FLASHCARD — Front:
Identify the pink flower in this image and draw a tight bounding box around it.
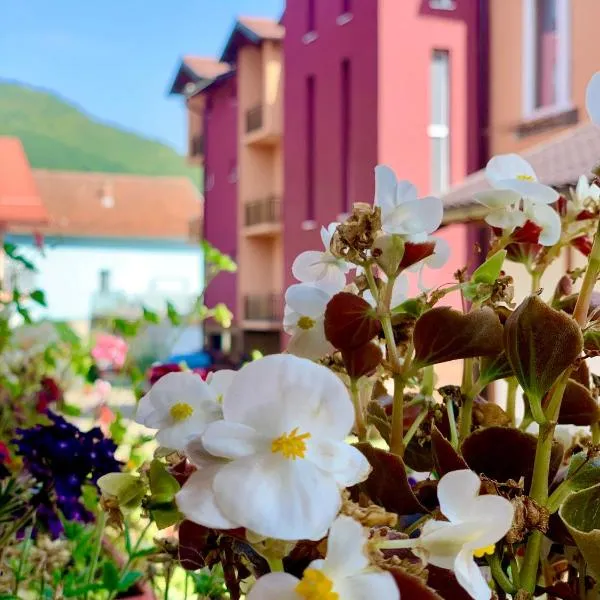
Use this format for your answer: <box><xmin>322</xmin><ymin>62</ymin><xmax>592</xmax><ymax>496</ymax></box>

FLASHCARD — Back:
<box><xmin>91</xmin><ymin>334</ymin><xmax>128</xmax><ymax>370</ymax></box>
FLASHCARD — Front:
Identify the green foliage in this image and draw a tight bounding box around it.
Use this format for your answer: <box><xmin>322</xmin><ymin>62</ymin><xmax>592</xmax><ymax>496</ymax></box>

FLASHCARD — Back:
<box><xmin>203</xmin><ymin>240</ymin><xmax>237</xmax><ymax>273</ymax></box>
<box><xmin>0</xmin><ymin>82</ymin><xmax>200</xmax><ymax>182</ymax></box>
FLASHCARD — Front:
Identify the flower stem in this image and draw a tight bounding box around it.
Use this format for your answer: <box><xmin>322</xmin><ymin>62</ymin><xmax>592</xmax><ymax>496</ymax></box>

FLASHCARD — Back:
<box><xmin>349</xmin><ymin>378</ymin><xmax>367</xmax><ymax>442</ymax></box>
<box><xmin>267</xmin><ymin>558</ymin><xmax>284</xmax><ymax>572</ymax></box>
<box><xmin>506</xmin><ymin>377</ymin><xmax>518</xmax><ymax>427</ymax></box>
<box><xmin>403</xmin><ymin>408</ymin><xmax>428</xmax><ymax>448</ymax></box>
<box><xmin>446</xmin><ymin>397</ymin><xmax>459</xmax><ymax>449</ymax></box>
<box><xmin>390</xmin><ymin>372</ymin><xmax>405</xmax><ymax>456</ymax></box>
<box><xmin>488</xmin><ymin>552</ymin><xmax>516</xmax><ymax>595</ymax></box>
<box><xmin>84</xmin><ymin>511</ymin><xmax>107</xmax><ymax>600</ymax></box>
<box><xmin>458</xmin><ymin>358</ymin><xmax>476</xmax><ymax>442</ymax></box>
<box><xmin>573</xmin><ymin>219</ymin><xmax>600</xmax><ymax>326</ymax></box>
<box><xmin>530</xmin><ymin>270</ymin><xmax>542</xmax><ymax>293</ymax></box>
<box><xmin>593</xmin><ymin>422</ymin><xmax>600</xmax><ymax>445</ymax></box>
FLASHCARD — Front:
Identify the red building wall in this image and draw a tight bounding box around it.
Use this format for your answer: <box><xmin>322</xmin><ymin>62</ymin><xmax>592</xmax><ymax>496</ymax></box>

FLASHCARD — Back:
<box><xmin>202</xmin><ymin>75</ymin><xmax>239</xmax><ymax>318</ymax></box>
<box><xmin>283</xmin><ymin>0</ymin><xmax>379</xmax><ymax>289</ymax></box>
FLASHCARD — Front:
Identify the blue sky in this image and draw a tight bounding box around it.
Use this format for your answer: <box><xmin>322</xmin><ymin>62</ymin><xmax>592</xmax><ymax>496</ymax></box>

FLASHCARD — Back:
<box><xmin>0</xmin><ymin>0</ymin><xmax>284</xmax><ymax>153</ymax></box>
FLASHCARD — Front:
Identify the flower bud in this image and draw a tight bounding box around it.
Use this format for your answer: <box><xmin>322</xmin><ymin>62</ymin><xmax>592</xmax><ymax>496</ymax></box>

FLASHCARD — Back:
<box><xmin>372</xmin><ymin>233</ymin><xmax>405</xmax><ymax>278</ymax></box>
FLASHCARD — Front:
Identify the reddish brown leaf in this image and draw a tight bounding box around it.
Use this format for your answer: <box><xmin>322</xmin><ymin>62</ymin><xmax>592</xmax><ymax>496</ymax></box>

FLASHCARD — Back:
<box><xmin>428</xmin><ymin>565</ymin><xmax>475</xmax><ymax>600</ymax></box>
<box><xmin>398</xmin><ymin>241</ymin><xmax>436</xmax><ymax>271</ymax></box>
<box><xmin>413</xmin><ymin>306</ymin><xmax>503</xmax><ymax>367</ymax></box>
<box><xmin>388</xmin><ymin>567</ymin><xmax>443</xmax><ymax>599</ymax></box>
<box><xmin>571</xmin><ymin>360</ymin><xmax>590</xmax><ymax>388</ymax></box>
<box><xmin>324</xmin><ymin>292</ymin><xmax>382</xmax><ymax>351</ymax></box>
<box><xmin>504</xmin><ymin>295</ymin><xmax>583</xmax><ymax>402</ymax></box>
<box><xmin>461</xmin><ymin>426</ymin><xmax>563</xmax><ymax>490</ymax></box>
<box><xmin>431</xmin><ymin>425</ymin><xmax>468</xmax><ymax>476</ymax></box>
<box><xmin>559</xmin><ymin>379</ymin><xmax>600</xmax><ymax>426</ymax></box>
<box><xmin>353</xmin><ymin>442</ymin><xmax>427</xmax><ymax>515</ymax></box>
<box><xmin>342</xmin><ymin>342</ymin><xmax>383</xmax><ymax>378</ymax></box>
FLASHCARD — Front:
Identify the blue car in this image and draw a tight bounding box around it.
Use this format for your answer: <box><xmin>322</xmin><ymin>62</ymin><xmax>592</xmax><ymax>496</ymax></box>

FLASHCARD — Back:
<box><xmin>165</xmin><ymin>350</ymin><xmax>212</xmax><ymax>370</ymax></box>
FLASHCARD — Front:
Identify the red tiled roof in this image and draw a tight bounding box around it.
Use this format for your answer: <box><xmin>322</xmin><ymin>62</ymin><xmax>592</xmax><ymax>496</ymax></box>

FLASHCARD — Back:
<box><xmin>8</xmin><ymin>170</ymin><xmax>202</xmax><ymax>241</ymax></box>
<box><xmin>0</xmin><ymin>137</ymin><xmax>47</xmax><ymax>225</ymax></box>
<box><xmin>443</xmin><ymin>122</ymin><xmax>600</xmax><ymax>222</ymax></box>
<box><xmin>238</xmin><ymin>16</ymin><xmax>284</xmax><ymax>40</ymax></box>
<box><xmin>182</xmin><ymin>56</ymin><xmax>231</xmax><ymax>80</ymax></box>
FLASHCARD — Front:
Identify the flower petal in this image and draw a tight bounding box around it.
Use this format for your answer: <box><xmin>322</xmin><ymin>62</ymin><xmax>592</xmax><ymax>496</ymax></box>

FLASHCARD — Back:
<box><xmin>496</xmin><ymin>179</ymin><xmax>559</xmax><ymax>204</ymax></box>
<box><xmin>374</xmin><ymin>165</ymin><xmax>399</xmax><ymax>212</ymax></box>
<box><xmin>321</xmin><ymin>222</ymin><xmax>340</xmax><ymax>250</ymax></box>
<box><xmin>222</xmin><ymin>354</ymin><xmax>354</xmax><ymax>440</ymax></box>
<box><xmin>461</xmin><ymin>496</ymin><xmax>515</xmax><ymax>549</ymax></box>
<box><xmin>390</xmin><ymin>275</ymin><xmax>409</xmax><ymax>308</ymax></box>
<box><xmin>285</xmin><ymin>283</ymin><xmax>332</xmax><ymax>317</ymax></box>
<box><xmin>437</xmin><ymin>469</ymin><xmax>483</xmax><ymax>522</ymax></box>
<box><xmin>454</xmin><ymin>548</ymin><xmax>492</xmax><ymax>600</ymax></box>
<box><xmin>382</xmin><ymin>196</ymin><xmax>443</xmax><ymax>236</ymax></box>
<box><xmin>586</xmin><ymin>71</ymin><xmax>600</xmax><ymax>124</ymax></box>
<box><xmin>486</xmin><ymin>154</ymin><xmax>536</xmax><ymax>185</ymax></box>
<box><xmin>202</xmin><ymin>420</ymin><xmax>269</xmax><ymax>459</ymax></box>
<box><xmin>207</xmin><ymin>370</ymin><xmax>236</xmax><ymax>402</ymax></box>
<box><xmin>213</xmin><ymin>453</ymin><xmax>342</xmax><ymax>540</ymax></box>
<box><xmin>426</xmin><ymin>237</ymin><xmax>451</xmax><ymax>270</ymax></box>
<box><xmin>484</xmin><ymin>208</ymin><xmax>527</xmax><ymax>230</ymax></box>
<box><xmin>306</xmin><ymin>439</ymin><xmax>371</xmax><ymax>486</ymax></box>
<box><xmin>292</xmin><ymin>251</ymin><xmax>330</xmax><ymax>284</ymax></box>
<box><xmin>247</xmin><ymin>573</ymin><xmax>301</xmax><ymax>600</ymax></box>
<box><xmin>320</xmin><ymin>515</ymin><xmax>369</xmax><ymax>577</ymax></box>
<box><xmin>526</xmin><ymin>202</ymin><xmax>562</xmax><ymax>246</ymax></box>
<box><xmin>336</xmin><ymin>572</ymin><xmax>400</xmax><ymax>600</ymax></box>
<box><xmin>473</xmin><ymin>189</ymin><xmax>521</xmax><ymax>208</ymax></box>
<box><xmin>287</xmin><ymin>322</ymin><xmax>334</xmax><ymax>360</ymax></box>
<box><xmin>176</xmin><ymin>466</ymin><xmax>239</xmax><ymax>530</ymax></box>
<box><xmin>396</xmin><ymin>179</ymin><xmax>418</xmax><ymax>205</ymax></box>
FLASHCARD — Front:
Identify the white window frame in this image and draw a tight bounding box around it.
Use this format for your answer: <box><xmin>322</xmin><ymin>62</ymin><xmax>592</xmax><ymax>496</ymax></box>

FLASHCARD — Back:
<box><xmin>429</xmin><ymin>50</ymin><xmax>451</xmax><ymax>196</ymax></box>
<box><xmin>522</xmin><ymin>0</ymin><xmax>571</xmax><ymax>119</ymax></box>
<box><xmin>429</xmin><ymin>0</ymin><xmax>456</xmax><ymax>9</ymax></box>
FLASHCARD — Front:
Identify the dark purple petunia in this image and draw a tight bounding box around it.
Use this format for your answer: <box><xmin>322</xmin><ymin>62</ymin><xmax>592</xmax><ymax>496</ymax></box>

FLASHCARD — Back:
<box><xmin>13</xmin><ymin>411</ymin><xmax>122</xmax><ymax>537</ymax></box>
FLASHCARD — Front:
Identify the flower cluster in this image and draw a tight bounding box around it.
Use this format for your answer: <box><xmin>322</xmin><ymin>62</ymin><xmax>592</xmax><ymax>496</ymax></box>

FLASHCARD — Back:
<box><xmin>91</xmin><ymin>333</ymin><xmax>128</xmax><ymax>371</ymax></box>
<box><xmin>14</xmin><ymin>411</ymin><xmax>122</xmax><ymax>537</ymax></box>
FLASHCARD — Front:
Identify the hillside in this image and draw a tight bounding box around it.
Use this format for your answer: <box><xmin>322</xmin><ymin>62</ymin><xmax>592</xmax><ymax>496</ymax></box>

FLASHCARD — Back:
<box><xmin>0</xmin><ymin>82</ymin><xmax>200</xmax><ymax>183</ymax></box>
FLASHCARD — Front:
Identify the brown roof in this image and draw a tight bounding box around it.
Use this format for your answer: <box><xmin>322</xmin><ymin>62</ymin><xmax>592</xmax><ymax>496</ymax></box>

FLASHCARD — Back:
<box><xmin>8</xmin><ymin>170</ymin><xmax>202</xmax><ymax>241</ymax></box>
<box><xmin>182</xmin><ymin>56</ymin><xmax>231</xmax><ymax>80</ymax></box>
<box><xmin>443</xmin><ymin>122</ymin><xmax>600</xmax><ymax>222</ymax></box>
<box><xmin>0</xmin><ymin>137</ymin><xmax>48</xmax><ymax>225</ymax></box>
<box><xmin>238</xmin><ymin>16</ymin><xmax>284</xmax><ymax>40</ymax></box>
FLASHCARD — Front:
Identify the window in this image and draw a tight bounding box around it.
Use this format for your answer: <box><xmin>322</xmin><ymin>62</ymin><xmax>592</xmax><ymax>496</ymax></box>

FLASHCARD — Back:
<box><xmin>523</xmin><ymin>0</ymin><xmax>570</xmax><ymax>116</ymax></box>
<box><xmin>306</xmin><ymin>75</ymin><xmax>316</xmax><ymax>221</ymax></box>
<box><xmin>429</xmin><ymin>50</ymin><xmax>450</xmax><ymax>195</ymax></box>
<box><xmin>342</xmin><ymin>0</ymin><xmax>352</xmax><ymax>13</ymax></box>
<box><xmin>99</xmin><ymin>269</ymin><xmax>110</xmax><ymax>293</ymax></box>
<box><xmin>337</xmin><ymin>0</ymin><xmax>353</xmax><ymax>25</ymax></box>
<box><xmin>341</xmin><ymin>59</ymin><xmax>351</xmax><ymax>213</ymax></box>
<box><xmin>307</xmin><ymin>0</ymin><xmax>316</xmax><ymax>32</ymax></box>
<box><xmin>228</xmin><ymin>159</ymin><xmax>238</xmax><ymax>183</ymax></box>
<box><xmin>205</xmin><ymin>172</ymin><xmax>215</xmax><ymax>192</ymax></box>
<box><xmin>429</xmin><ymin>0</ymin><xmax>456</xmax><ymax>9</ymax></box>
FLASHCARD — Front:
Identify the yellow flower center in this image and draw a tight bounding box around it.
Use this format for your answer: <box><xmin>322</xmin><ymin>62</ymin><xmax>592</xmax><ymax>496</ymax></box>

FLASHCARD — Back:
<box><xmin>295</xmin><ymin>568</ymin><xmax>338</xmax><ymax>600</ymax></box>
<box><xmin>473</xmin><ymin>544</ymin><xmax>495</xmax><ymax>558</ymax></box>
<box><xmin>516</xmin><ymin>174</ymin><xmax>534</xmax><ymax>181</ymax></box>
<box><xmin>297</xmin><ymin>315</ymin><xmax>316</xmax><ymax>330</ymax></box>
<box><xmin>271</xmin><ymin>427</ymin><xmax>311</xmax><ymax>460</ymax></box>
<box><xmin>169</xmin><ymin>402</ymin><xmax>194</xmax><ymax>422</ymax></box>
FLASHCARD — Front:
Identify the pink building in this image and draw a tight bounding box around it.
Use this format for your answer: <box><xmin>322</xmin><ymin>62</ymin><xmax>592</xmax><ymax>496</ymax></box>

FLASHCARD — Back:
<box><xmin>283</xmin><ymin>0</ymin><xmax>489</xmax><ymax>300</ymax></box>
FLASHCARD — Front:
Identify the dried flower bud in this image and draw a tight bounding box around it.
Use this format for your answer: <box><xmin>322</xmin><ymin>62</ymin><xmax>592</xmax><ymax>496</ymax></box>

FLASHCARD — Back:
<box><xmin>330</xmin><ymin>203</ymin><xmax>382</xmax><ymax>262</ymax></box>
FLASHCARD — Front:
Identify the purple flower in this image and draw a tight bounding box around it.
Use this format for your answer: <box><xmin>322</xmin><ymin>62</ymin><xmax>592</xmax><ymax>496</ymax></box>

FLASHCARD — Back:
<box><xmin>14</xmin><ymin>411</ymin><xmax>122</xmax><ymax>537</ymax></box>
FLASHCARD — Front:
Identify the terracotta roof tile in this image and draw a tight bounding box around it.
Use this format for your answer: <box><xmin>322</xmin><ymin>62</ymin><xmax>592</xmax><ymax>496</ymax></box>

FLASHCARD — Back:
<box><xmin>238</xmin><ymin>16</ymin><xmax>284</xmax><ymax>40</ymax></box>
<box><xmin>443</xmin><ymin>122</ymin><xmax>600</xmax><ymax>222</ymax></box>
<box><xmin>182</xmin><ymin>56</ymin><xmax>231</xmax><ymax>80</ymax></box>
<box><xmin>8</xmin><ymin>170</ymin><xmax>202</xmax><ymax>241</ymax></box>
<box><xmin>0</xmin><ymin>137</ymin><xmax>47</xmax><ymax>225</ymax></box>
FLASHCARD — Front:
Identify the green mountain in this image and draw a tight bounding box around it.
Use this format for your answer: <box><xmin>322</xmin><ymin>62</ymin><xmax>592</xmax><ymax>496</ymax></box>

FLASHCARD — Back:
<box><xmin>0</xmin><ymin>81</ymin><xmax>200</xmax><ymax>183</ymax></box>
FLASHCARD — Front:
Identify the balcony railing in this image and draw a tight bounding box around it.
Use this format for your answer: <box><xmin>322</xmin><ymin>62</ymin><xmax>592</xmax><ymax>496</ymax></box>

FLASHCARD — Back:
<box><xmin>190</xmin><ymin>134</ymin><xmax>204</xmax><ymax>157</ymax></box>
<box><xmin>244</xmin><ymin>197</ymin><xmax>281</xmax><ymax>227</ymax></box>
<box><xmin>244</xmin><ymin>294</ymin><xmax>281</xmax><ymax>322</ymax></box>
<box><xmin>246</xmin><ymin>105</ymin><xmax>263</xmax><ymax>133</ymax></box>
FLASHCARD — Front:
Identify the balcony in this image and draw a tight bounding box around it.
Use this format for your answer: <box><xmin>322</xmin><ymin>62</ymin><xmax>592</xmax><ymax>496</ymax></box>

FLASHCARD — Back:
<box><xmin>243</xmin><ymin>197</ymin><xmax>281</xmax><ymax>236</ymax></box>
<box><xmin>243</xmin><ymin>293</ymin><xmax>282</xmax><ymax>328</ymax></box>
<box><xmin>188</xmin><ymin>134</ymin><xmax>204</xmax><ymax>163</ymax></box>
<box><xmin>244</xmin><ymin>103</ymin><xmax>280</xmax><ymax>146</ymax></box>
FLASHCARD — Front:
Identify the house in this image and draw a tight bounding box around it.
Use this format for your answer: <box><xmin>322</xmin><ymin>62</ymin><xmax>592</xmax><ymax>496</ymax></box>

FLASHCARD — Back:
<box><xmin>170</xmin><ymin>16</ymin><xmax>284</xmax><ymax>355</ymax></box>
<box><xmin>4</xmin><ymin>169</ymin><xmax>203</xmax><ymax>355</ymax></box>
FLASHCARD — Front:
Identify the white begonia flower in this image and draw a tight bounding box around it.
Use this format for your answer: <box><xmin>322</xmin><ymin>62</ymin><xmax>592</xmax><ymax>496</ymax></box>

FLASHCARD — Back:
<box><xmin>135</xmin><ymin>372</ymin><xmax>225</xmax><ymax>451</ymax></box>
<box><xmin>292</xmin><ymin>223</ymin><xmax>351</xmax><ymax>288</ymax></box>
<box><xmin>364</xmin><ymin>274</ymin><xmax>409</xmax><ymax>310</ymax></box>
<box><xmin>570</xmin><ymin>175</ymin><xmax>600</xmax><ymax>217</ymax></box>
<box><xmin>374</xmin><ymin>165</ymin><xmax>443</xmax><ymax>239</ymax></box>
<box><xmin>484</xmin><ymin>154</ymin><xmax>559</xmax><ymax>205</ymax></box>
<box><xmin>247</xmin><ymin>515</ymin><xmax>399</xmax><ymax>600</ymax></box>
<box><xmin>386</xmin><ymin>469</ymin><xmax>514</xmax><ymax>600</ymax></box>
<box><xmin>283</xmin><ymin>281</ymin><xmax>342</xmax><ymax>360</ymax></box>
<box><xmin>176</xmin><ymin>354</ymin><xmax>371</xmax><ymax>541</ymax></box>
<box><xmin>586</xmin><ymin>71</ymin><xmax>600</xmax><ymax>124</ymax></box>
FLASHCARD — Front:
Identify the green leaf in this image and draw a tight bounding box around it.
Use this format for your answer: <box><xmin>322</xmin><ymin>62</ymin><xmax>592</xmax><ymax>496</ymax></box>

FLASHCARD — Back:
<box><xmin>3</xmin><ymin>242</ymin><xmax>17</xmax><ymax>256</ymax></box>
<box><xmin>560</xmin><ymin>482</ymin><xmax>600</xmax><ymax>579</ymax></box>
<box><xmin>118</xmin><ymin>571</ymin><xmax>143</xmax><ymax>591</ymax></box>
<box><xmin>392</xmin><ymin>298</ymin><xmax>426</xmax><ymax>318</ymax></box>
<box><xmin>97</xmin><ymin>473</ymin><xmax>146</xmax><ymax>509</ymax></box>
<box><xmin>148</xmin><ymin>459</ymin><xmax>180</xmax><ymax>503</ymax></box>
<box><xmin>114</xmin><ymin>318</ymin><xmax>140</xmax><ymax>337</ymax></box>
<box><xmin>166</xmin><ymin>301</ymin><xmax>181</xmax><ymax>326</ymax></box>
<box><xmin>131</xmin><ymin>546</ymin><xmax>157</xmax><ymax>559</ymax></box>
<box><xmin>16</xmin><ymin>305</ymin><xmax>32</xmax><ymax>324</ymax></box>
<box><xmin>142</xmin><ymin>306</ymin><xmax>160</xmax><ymax>324</ymax></box>
<box><xmin>61</xmin><ymin>403</ymin><xmax>82</xmax><ymax>417</ymax></box>
<box><xmin>102</xmin><ymin>561</ymin><xmax>121</xmax><ymax>591</ymax></box>
<box><xmin>30</xmin><ymin>289</ymin><xmax>47</xmax><ymax>306</ymax></box>
<box><xmin>471</xmin><ymin>250</ymin><xmax>507</xmax><ymax>284</ymax></box>
<box><xmin>150</xmin><ymin>502</ymin><xmax>183</xmax><ymax>530</ymax></box>
<box><xmin>63</xmin><ymin>583</ymin><xmax>104</xmax><ymax>597</ymax></box>
<box><xmin>566</xmin><ymin>453</ymin><xmax>600</xmax><ymax>492</ymax></box>
<box><xmin>53</xmin><ymin>322</ymin><xmax>81</xmax><ymax>345</ymax></box>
